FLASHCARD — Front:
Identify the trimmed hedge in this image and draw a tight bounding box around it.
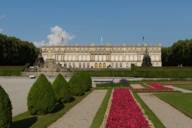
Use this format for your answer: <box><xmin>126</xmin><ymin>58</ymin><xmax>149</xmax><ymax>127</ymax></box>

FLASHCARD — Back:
<box><xmin>69</xmin><ymin>72</ymin><xmax>92</xmax><ymax>96</ymax></box>
<box><xmin>0</xmin><ymin>86</ymin><xmax>12</xmax><ymax>128</ymax></box>
<box><xmin>27</xmin><ymin>74</ymin><xmax>56</xmax><ymax>115</ymax></box>
<box><xmin>83</xmin><ymin>67</ymin><xmax>192</xmax><ymax>78</ymax></box>
<box><xmin>53</xmin><ymin>74</ymin><xmax>72</xmax><ymax>103</ymax></box>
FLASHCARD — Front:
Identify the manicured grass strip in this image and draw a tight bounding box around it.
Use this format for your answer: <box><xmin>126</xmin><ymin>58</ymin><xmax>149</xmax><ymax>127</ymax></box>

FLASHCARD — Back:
<box><xmin>12</xmin><ymin>91</ymin><xmax>90</xmax><ymax>128</ymax></box>
<box><xmin>133</xmin><ymin>93</ymin><xmax>165</xmax><ymax>128</ymax></box>
<box><xmin>155</xmin><ymin>92</ymin><xmax>192</xmax><ymax>118</ymax></box>
<box><xmin>0</xmin><ymin>66</ymin><xmax>24</xmax><ymax>76</ymax></box>
<box><xmin>90</xmin><ymin>89</ymin><xmax>112</xmax><ymax>128</ymax></box>
<box><xmin>173</xmin><ymin>84</ymin><xmax>192</xmax><ymax>90</ymax></box>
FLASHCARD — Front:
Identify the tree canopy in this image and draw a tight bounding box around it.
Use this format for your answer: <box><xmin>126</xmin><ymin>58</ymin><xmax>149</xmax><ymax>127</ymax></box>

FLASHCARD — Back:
<box><xmin>162</xmin><ymin>39</ymin><xmax>192</xmax><ymax>66</ymax></box>
<box><xmin>0</xmin><ymin>34</ymin><xmax>39</xmax><ymax>65</ymax></box>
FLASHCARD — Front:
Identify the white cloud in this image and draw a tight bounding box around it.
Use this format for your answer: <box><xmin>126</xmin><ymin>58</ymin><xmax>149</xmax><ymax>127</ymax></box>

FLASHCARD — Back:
<box><xmin>47</xmin><ymin>25</ymin><xmax>73</xmax><ymax>45</ymax></box>
<box><xmin>34</xmin><ymin>25</ymin><xmax>74</xmax><ymax>46</ymax></box>
<box><xmin>33</xmin><ymin>40</ymin><xmax>46</xmax><ymax>47</ymax></box>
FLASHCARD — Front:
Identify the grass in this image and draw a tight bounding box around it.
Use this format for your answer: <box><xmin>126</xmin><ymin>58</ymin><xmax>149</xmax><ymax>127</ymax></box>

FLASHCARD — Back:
<box><xmin>12</xmin><ymin>91</ymin><xmax>90</xmax><ymax>128</ymax></box>
<box><xmin>133</xmin><ymin>93</ymin><xmax>165</xmax><ymax>128</ymax></box>
<box><xmin>156</xmin><ymin>92</ymin><xmax>192</xmax><ymax>118</ymax></box>
<box><xmin>173</xmin><ymin>84</ymin><xmax>192</xmax><ymax>90</ymax></box>
<box><xmin>90</xmin><ymin>89</ymin><xmax>112</xmax><ymax>128</ymax></box>
<box><xmin>0</xmin><ymin>66</ymin><xmax>24</xmax><ymax>76</ymax></box>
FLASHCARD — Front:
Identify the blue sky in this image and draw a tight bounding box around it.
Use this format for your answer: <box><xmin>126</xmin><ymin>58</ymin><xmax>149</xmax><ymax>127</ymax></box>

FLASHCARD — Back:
<box><xmin>0</xmin><ymin>0</ymin><xmax>192</xmax><ymax>46</ymax></box>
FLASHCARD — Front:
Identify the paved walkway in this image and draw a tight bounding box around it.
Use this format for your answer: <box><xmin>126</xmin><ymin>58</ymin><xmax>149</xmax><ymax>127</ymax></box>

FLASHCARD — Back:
<box><xmin>49</xmin><ymin>90</ymin><xmax>107</xmax><ymax>128</ymax></box>
<box><xmin>139</xmin><ymin>93</ymin><xmax>192</xmax><ymax>128</ymax></box>
<box><xmin>0</xmin><ymin>77</ymin><xmax>55</xmax><ymax>116</ymax></box>
<box><xmin>130</xmin><ymin>84</ymin><xmax>144</xmax><ymax>89</ymax></box>
<box><xmin>166</xmin><ymin>85</ymin><xmax>192</xmax><ymax>93</ymax></box>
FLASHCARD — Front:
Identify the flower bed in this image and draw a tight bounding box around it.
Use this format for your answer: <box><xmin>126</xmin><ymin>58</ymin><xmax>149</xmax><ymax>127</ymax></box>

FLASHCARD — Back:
<box><xmin>131</xmin><ymin>83</ymin><xmax>173</xmax><ymax>93</ymax></box>
<box><xmin>106</xmin><ymin>88</ymin><xmax>150</xmax><ymax>128</ymax></box>
<box><xmin>148</xmin><ymin>83</ymin><xmax>172</xmax><ymax>90</ymax></box>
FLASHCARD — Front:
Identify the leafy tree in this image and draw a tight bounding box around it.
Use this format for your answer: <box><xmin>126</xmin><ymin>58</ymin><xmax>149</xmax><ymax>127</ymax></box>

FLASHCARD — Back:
<box><xmin>52</xmin><ymin>74</ymin><xmax>72</xmax><ymax>103</ymax></box>
<box><xmin>162</xmin><ymin>39</ymin><xmax>192</xmax><ymax>66</ymax></box>
<box><xmin>142</xmin><ymin>49</ymin><xmax>152</xmax><ymax>67</ymax></box>
<box><xmin>0</xmin><ymin>86</ymin><xmax>12</xmax><ymax>128</ymax></box>
<box><xmin>0</xmin><ymin>33</ymin><xmax>39</xmax><ymax>66</ymax></box>
<box><xmin>27</xmin><ymin>74</ymin><xmax>56</xmax><ymax>115</ymax></box>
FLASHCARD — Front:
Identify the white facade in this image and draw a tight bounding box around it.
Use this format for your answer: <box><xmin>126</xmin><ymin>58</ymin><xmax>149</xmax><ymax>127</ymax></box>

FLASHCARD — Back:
<box><xmin>41</xmin><ymin>44</ymin><xmax>162</xmax><ymax>69</ymax></box>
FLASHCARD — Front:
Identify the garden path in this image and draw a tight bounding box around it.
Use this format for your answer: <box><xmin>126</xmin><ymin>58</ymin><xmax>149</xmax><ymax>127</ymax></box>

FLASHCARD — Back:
<box><xmin>49</xmin><ymin>90</ymin><xmax>107</xmax><ymax>128</ymax></box>
<box><xmin>139</xmin><ymin>93</ymin><xmax>192</xmax><ymax>128</ymax></box>
<box><xmin>165</xmin><ymin>85</ymin><xmax>192</xmax><ymax>93</ymax></box>
<box><xmin>130</xmin><ymin>84</ymin><xmax>144</xmax><ymax>89</ymax></box>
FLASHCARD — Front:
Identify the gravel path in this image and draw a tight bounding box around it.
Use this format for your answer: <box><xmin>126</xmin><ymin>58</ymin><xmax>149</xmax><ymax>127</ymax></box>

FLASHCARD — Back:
<box><xmin>49</xmin><ymin>90</ymin><xmax>107</xmax><ymax>128</ymax></box>
<box><xmin>0</xmin><ymin>76</ymin><xmax>55</xmax><ymax>116</ymax></box>
<box><xmin>0</xmin><ymin>77</ymin><xmax>35</xmax><ymax>116</ymax></box>
<box><xmin>165</xmin><ymin>85</ymin><xmax>192</xmax><ymax>93</ymax></box>
<box><xmin>139</xmin><ymin>93</ymin><xmax>192</xmax><ymax>128</ymax></box>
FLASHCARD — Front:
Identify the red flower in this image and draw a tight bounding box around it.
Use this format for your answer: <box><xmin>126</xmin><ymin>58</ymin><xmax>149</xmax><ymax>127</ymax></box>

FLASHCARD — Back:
<box><xmin>106</xmin><ymin>88</ymin><xmax>150</xmax><ymax>128</ymax></box>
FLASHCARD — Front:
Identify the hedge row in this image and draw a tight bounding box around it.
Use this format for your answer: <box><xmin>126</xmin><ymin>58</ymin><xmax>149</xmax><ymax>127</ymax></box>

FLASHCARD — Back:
<box><xmin>83</xmin><ymin>67</ymin><xmax>192</xmax><ymax>78</ymax></box>
<box><xmin>27</xmin><ymin>72</ymin><xmax>92</xmax><ymax>115</ymax></box>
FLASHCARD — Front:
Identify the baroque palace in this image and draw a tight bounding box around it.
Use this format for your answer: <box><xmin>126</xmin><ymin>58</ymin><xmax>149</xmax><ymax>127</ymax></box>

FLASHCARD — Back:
<box><xmin>41</xmin><ymin>44</ymin><xmax>162</xmax><ymax>69</ymax></box>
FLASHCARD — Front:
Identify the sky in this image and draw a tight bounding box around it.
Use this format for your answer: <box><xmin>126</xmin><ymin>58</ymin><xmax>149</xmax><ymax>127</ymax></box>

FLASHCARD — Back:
<box><xmin>0</xmin><ymin>0</ymin><xmax>192</xmax><ymax>46</ymax></box>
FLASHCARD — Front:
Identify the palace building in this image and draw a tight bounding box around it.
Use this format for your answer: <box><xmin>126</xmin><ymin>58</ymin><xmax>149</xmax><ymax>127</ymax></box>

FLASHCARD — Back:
<box><xmin>41</xmin><ymin>44</ymin><xmax>162</xmax><ymax>69</ymax></box>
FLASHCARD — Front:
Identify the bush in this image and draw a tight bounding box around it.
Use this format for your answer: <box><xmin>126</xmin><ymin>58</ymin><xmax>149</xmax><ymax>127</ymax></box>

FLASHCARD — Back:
<box><xmin>69</xmin><ymin>72</ymin><xmax>92</xmax><ymax>96</ymax></box>
<box><xmin>27</xmin><ymin>74</ymin><xmax>56</xmax><ymax>115</ymax></box>
<box><xmin>0</xmin><ymin>86</ymin><xmax>12</xmax><ymax>128</ymax></box>
<box><xmin>53</xmin><ymin>74</ymin><xmax>73</xmax><ymax>103</ymax></box>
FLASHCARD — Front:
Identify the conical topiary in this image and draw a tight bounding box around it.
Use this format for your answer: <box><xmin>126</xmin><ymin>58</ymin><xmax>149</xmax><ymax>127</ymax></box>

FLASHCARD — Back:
<box><xmin>52</xmin><ymin>74</ymin><xmax>72</xmax><ymax>103</ymax></box>
<box><xmin>0</xmin><ymin>86</ymin><xmax>12</xmax><ymax>128</ymax></box>
<box><xmin>69</xmin><ymin>72</ymin><xmax>92</xmax><ymax>96</ymax></box>
<box><xmin>27</xmin><ymin>74</ymin><xmax>56</xmax><ymax>115</ymax></box>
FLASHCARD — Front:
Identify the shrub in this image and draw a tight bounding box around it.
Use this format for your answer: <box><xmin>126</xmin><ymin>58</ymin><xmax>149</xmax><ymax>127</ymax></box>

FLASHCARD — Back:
<box><xmin>27</xmin><ymin>74</ymin><xmax>56</xmax><ymax>115</ymax></box>
<box><xmin>0</xmin><ymin>86</ymin><xmax>12</xmax><ymax>128</ymax></box>
<box><xmin>52</xmin><ymin>74</ymin><xmax>72</xmax><ymax>103</ymax></box>
<box><xmin>69</xmin><ymin>72</ymin><xmax>92</xmax><ymax>96</ymax></box>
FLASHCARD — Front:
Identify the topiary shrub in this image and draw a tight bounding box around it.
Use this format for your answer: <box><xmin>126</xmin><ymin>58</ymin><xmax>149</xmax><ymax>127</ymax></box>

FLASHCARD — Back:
<box><xmin>27</xmin><ymin>74</ymin><xmax>56</xmax><ymax>115</ymax></box>
<box><xmin>52</xmin><ymin>74</ymin><xmax>73</xmax><ymax>103</ymax></box>
<box><xmin>83</xmin><ymin>72</ymin><xmax>92</xmax><ymax>92</ymax></box>
<box><xmin>0</xmin><ymin>86</ymin><xmax>12</xmax><ymax>128</ymax></box>
<box><xmin>69</xmin><ymin>72</ymin><xmax>92</xmax><ymax>96</ymax></box>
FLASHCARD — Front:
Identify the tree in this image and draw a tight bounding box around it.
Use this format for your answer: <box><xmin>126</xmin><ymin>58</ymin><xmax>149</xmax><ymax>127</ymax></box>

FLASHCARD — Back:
<box><xmin>162</xmin><ymin>39</ymin><xmax>192</xmax><ymax>66</ymax></box>
<box><xmin>142</xmin><ymin>49</ymin><xmax>152</xmax><ymax>67</ymax></box>
<box><xmin>69</xmin><ymin>72</ymin><xmax>92</xmax><ymax>96</ymax></box>
<box><xmin>0</xmin><ymin>33</ymin><xmax>39</xmax><ymax>66</ymax></box>
<box><xmin>0</xmin><ymin>86</ymin><xmax>12</xmax><ymax>128</ymax></box>
<box><xmin>27</xmin><ymin>74</ymin><xmax>56</xmax><ymax>115</ymax></box>
<box><xmin>52</xmin><ymin>74</ymin><xmax>72</xmax><ymax>103</ymax></box>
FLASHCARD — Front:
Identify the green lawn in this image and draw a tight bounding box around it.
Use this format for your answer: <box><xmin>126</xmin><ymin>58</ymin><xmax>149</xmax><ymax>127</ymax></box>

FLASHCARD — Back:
<box><xmin>133</xmin><ymin>93</ymin><xmax>165</xmax><ymax>128</ymax></box>
<box><xmin>90</xmin><ymin>89</ymin><xmax>112</xmax><ymax>128</ymax></box>
<box><xmin>156</xmin><ymin>92</ymin><xmax>192</xmax><ymax>118</ymax></box>
<box><xmin>173</xmin><ymin>84</ymin><xmax>192</xmax><ymax>90</ymax></box>
<box><xmin>0</xmin><ymin>66</ymin><xmax>24</xmax><ymax>76</ymax></box>
<box><xmin>12</xmin><ymin>92</ymin><xmax>90</xmax><ymax>128</ymax></box>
